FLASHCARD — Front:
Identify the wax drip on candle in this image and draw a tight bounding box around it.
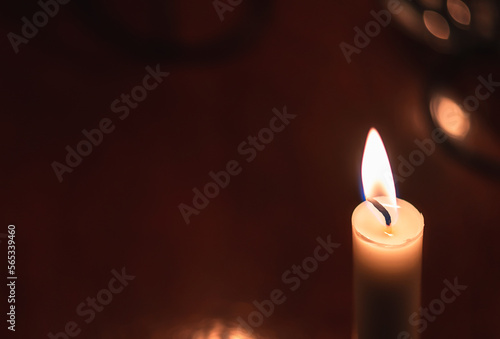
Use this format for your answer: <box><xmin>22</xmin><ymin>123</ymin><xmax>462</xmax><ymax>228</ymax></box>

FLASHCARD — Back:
<box><xmin>366</xmin><ymin>198</ymin><xmax>392</xmax><ymax>226</ymax></box>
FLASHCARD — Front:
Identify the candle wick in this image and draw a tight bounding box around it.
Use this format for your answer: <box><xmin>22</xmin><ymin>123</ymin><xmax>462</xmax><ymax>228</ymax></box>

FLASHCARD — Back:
<box><xmin>366</xmin><ymin>198</ymin><xmax>392</xmax><ymax>226</ymax></box>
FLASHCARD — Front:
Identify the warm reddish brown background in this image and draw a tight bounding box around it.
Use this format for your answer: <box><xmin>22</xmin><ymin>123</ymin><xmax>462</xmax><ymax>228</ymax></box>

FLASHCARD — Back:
<box><xmin>0</xmin><ymin>0</ymin><xmax>499</xmax><ymax>338</ymax></box>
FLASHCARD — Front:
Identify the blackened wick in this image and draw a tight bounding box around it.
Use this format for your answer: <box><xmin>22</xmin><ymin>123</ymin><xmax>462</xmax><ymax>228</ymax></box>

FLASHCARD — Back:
<box><xmin>367</xmin><ymin>198</ymin><xmax>392</xmax><ymax>226</ymax></box>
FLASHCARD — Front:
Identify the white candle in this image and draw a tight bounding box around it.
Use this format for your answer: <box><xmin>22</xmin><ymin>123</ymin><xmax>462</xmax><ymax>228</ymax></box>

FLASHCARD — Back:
<box><xmin>352</xmin><ymin>128</ymin><xmax>424</xmax><ymax>339</ymax></box>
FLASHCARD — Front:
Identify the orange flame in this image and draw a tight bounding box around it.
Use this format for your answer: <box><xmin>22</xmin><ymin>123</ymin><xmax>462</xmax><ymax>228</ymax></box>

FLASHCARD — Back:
<box><xmin>361</xmin><ymin>128</ymin><xmax>398</xmax><ymax>224</ymax></box>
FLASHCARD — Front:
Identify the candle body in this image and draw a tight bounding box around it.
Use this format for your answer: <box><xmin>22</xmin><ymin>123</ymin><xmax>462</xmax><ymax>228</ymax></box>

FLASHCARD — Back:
<box><xmin>352</xmin><ymin>197</ymin><xmax>424</xmax><ymax>339</ymax></box>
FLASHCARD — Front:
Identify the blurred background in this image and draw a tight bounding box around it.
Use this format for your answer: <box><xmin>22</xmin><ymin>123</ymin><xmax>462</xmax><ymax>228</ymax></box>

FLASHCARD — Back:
<box><xmin>0</xmin><ymin>0</ymin><xmax>499</xmax><ymax>338</ymax></box>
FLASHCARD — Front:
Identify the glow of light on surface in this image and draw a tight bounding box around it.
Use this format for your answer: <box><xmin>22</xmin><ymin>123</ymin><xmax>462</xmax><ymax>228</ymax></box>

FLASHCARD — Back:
<box><xmin>430</xmin><ymin>94</ymin><xmax>470</xmax><ymax>140</ymax></box>
<box><xmin>191</xmin><ymin>321</ymin><xmax>255</xmax><ymax>339</ymax></box>
<box><xmin>447</xmin><ymin>0</ymin><xmax>471</xmax><ymax>26</ymax></box>
<box><xmin>475</xmin><ymin>1</ymin><xmax>496</xmax><ymax>38</ymax></box>
<box><xmin>423</xmin><ymin>10</ymin><xmax>451</xmax><ymax>39</ymax></box>
<box><xmin>163</xmin><ymin>319</ymin><xmax>257</xmax><ymax>339</ymax></box>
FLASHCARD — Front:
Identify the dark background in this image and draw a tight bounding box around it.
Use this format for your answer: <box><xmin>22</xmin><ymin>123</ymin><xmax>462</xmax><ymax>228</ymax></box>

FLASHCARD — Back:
<box><xmin>0</xmin><ymin>0</ymin><xmax>499</xmax><ymax>338</ymax></box>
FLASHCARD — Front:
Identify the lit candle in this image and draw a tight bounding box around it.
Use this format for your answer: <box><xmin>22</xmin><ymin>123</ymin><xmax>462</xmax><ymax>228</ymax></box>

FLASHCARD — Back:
<box><xmin>352</xmin><ymin>128</ymin><xmax>425</xmax><ymax>339</ymax></box>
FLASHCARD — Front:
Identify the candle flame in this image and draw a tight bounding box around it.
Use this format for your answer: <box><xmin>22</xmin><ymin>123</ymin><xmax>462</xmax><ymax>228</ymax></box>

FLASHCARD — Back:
<box><xmin>361</xmin><ymin>128</ymin><xmax>398</xmax><ymax>224</ymax></box>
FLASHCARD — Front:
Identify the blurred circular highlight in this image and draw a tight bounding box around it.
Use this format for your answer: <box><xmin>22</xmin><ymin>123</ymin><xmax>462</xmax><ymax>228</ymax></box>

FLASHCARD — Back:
<box><xmin>430</xmin><ymin>94</ymin><xmax>470</xmax><ymax>140</ymax></box>
<box><xmin>423</xmin><ymin>10</ymin><xmax>451</xmax><ymax>39</ymax></box>
<box><xmin>447</xmin><ymin>0</ymin><xmax>471</xmax><ymax>26</ymax></box>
